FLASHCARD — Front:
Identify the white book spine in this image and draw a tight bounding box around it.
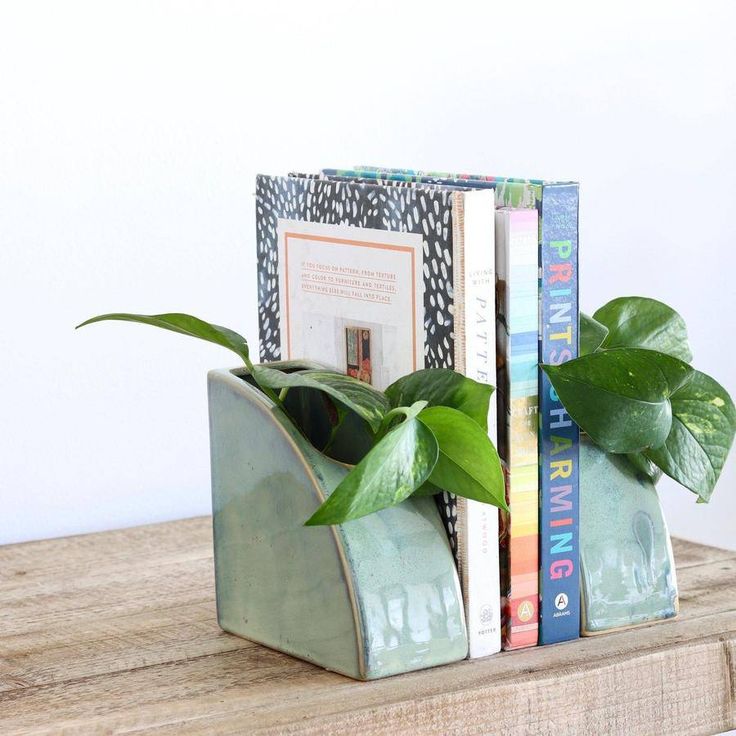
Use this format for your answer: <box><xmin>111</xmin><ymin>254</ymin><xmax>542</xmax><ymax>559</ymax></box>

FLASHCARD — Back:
<box><xmin>453</xmin><ymin>190</ymin><xmax>501</xmax><ymax>658</ymax></box>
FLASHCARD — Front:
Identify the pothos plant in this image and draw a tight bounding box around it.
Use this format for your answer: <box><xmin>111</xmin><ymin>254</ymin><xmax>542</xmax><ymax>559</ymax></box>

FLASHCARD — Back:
<box><xmin>77</xmin><ymin>312</ymin><xmax>508</xmax><ymax>525</ymax></box>
<box><xmin>542</xmin><ymin>296</ymin><xmax>736</xmax><ymax>502</ymax></box>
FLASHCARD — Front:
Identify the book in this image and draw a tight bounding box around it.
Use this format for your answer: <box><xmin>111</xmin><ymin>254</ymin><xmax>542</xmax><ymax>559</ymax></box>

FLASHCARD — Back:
<box><xmin>255</xmin><ymin>172</ymin><xmax>501</xmax><ymax>657</ymax></box>
<box><xmin>328</xmin><ymin>167</ymin><xmax>581</xmax><ymax>645</ymax></box>
<box><xmin>495</xmin><ymin>208</ymin><xmax>540</xmax><ymax>649</ymax></box>
<box><xmin>537</xmin><ymin>184</ymin><xmax>580</xmax><ymax>645</ymax></box>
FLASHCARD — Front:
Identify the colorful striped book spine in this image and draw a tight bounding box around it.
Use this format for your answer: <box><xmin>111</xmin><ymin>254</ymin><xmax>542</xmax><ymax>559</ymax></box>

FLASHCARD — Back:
<box><xmin>538</xmin><ymin>184</ymin><xmax>580</xmax><ymax>644</ymax></box>
<box><xmin>495</xmin><ymin>208</ymin><xmax>540</xmax><ymax>649</ymax></box>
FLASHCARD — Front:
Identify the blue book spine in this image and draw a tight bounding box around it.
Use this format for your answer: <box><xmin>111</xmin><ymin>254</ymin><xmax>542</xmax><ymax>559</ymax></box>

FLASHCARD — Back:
<box><xmin>538</xmin><ymin>184</ymin><xmax>580</xmax><ymax>644</ymax></box>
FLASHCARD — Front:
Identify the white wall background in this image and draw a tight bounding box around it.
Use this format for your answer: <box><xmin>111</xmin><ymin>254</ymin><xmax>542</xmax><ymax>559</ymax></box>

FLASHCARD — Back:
<box><xmin>1</xmin><ymin>0</ymin><xmax>734</xmax><ymax>548</ymax></box>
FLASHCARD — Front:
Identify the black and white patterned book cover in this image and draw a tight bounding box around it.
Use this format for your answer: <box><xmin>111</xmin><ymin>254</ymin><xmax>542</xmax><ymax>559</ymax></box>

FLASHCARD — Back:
<box><xmin>256</xmin><ymin>174</ymin><xmax>455</xmax><ymax>371</ymax></box>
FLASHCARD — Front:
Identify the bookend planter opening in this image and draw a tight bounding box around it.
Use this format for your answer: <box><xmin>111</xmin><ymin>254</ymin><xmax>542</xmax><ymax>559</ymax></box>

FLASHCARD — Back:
<box><xmin>208</xmin><ymin>365</ymin><xmax>468</xmax><ymax>680</ymax></box>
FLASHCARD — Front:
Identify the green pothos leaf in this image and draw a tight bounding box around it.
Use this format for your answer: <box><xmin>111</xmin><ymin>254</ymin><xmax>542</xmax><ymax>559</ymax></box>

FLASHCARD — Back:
<box><xmin>580</xmin><ymin>313</ymin><xmax>609</xmax><ymax>356</ymax></box>
<box><xmin>253</xmin><ymin>366</ymin><xmax>389</xmax><ymax>433</ymax></box>
<box><xmin>76</xmin><ymin>312</ymin><xmax>251</xmax><ymax>362</ymax></box>
<box><xmin>542</xmin><ymin>348</ymin><xmax>693</xmax><ymax>453</ymax></box>
<box><xmin>305</xmin><ymin>413</ymin><xmax>439</xmax><ymax>525</ymax></box>
<box><xmin>644</xmin><ymin>369</ymin><xmax>736</xmax><ymax>502</ymax></box>
<box><xmin>418</xmin><ymin>406</ymin><xmax>507</xmax><ymax>511</ymax></box>
<box><xmin>385</xmin><ymin>368</ymin><xmax>493</xmax><ymax>431</ymax></box>
<box><xmin>593</xmin><ymin>296</ymin><xmax>693</xmax><ymax>362</ymax></box>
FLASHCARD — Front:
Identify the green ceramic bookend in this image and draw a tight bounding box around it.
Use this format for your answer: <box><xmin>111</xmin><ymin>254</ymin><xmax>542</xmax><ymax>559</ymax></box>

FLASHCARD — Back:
<box><xmin>579</xmin><ymin>439</ymin><xmax>679</xmax><ymax>635</ymax></box>
<box><xmin>207</xmin><ymin>366</ymin><xmax>469</xmax><ymax>680</ymax></box>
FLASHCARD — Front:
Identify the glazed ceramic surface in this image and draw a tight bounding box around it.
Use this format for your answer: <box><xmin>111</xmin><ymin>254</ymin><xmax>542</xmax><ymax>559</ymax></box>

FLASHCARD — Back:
<box><xmin>580</xmin><ymin>438</ymin><xmax>678</xmax><ymax>635</ymax></box>
<box><xmin>207</xmin><ymin>367</ymin><xmax>468</xmax><ymax>680</ymax></box>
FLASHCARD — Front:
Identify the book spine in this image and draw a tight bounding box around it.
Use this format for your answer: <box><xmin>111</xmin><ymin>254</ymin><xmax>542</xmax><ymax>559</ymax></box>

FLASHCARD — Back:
<box><xmin>496</xmin><ymin>209</ymin><xmax>540</xmax><ymax>650</ymax></box>
<box><xmin>453</xmin><ymin>190</ymin><xmax>501</xmax><ymax>658</ymax></box>
<box><xmin>538</xmin><ymin>184</ymin><xmax>580</xmax><ymax>644</ymax></box>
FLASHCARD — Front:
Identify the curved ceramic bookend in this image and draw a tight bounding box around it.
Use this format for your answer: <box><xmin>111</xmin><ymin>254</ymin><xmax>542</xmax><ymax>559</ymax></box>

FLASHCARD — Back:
<box><xmin>207</xmin><ymin>367</ymin><xmax>468</xmax><ymax>680</ymax></box>
<box><xmin>580</xmin><ymin>439</ymin><xmax>678</xmax><ymax>635</ymax></box>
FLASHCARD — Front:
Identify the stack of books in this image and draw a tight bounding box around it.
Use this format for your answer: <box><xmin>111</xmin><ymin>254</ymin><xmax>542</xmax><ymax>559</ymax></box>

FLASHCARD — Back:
<box><xmin>255</xmin><ymin>165</ymin><xmax>580</xmax><ymax>656</ymax></box>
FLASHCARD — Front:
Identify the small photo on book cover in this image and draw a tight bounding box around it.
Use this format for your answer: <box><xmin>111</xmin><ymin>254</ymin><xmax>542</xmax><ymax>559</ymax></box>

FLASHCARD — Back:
<box><xmin>345</xmin><ymin>326</ymin><xmax>372</xmax><ymax>384</ymax></box>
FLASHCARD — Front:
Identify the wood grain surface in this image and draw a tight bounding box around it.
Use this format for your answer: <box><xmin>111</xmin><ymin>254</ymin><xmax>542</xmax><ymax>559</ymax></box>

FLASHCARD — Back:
<box><xmin>0</xmin><ymin>517</ymin><xmax>734</xmax><ymax>735</ymax></box>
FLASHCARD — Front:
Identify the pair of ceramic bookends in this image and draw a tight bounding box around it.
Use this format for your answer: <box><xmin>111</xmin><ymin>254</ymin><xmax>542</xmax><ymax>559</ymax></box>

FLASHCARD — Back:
<box><xmin>207</xmin><ymin>367</ymin><xmax>678</xmax><ymax>680</ymax></box>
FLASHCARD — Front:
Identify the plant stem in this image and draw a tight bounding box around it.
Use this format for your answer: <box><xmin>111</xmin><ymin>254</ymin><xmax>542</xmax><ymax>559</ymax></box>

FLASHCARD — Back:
<box><xmin>374</xmin><ymin>407</ymin><xmax>408</xmax><ymax>442</ymax></box>
<box><xmin>241</xmin><ymin>351</ymin><xmax>256</xmax><ymax>375</ymax></box>
<box><xmin>241</xmin><ymin>352</ymin><xmax>283</xmax><ymax>406</ymax></box>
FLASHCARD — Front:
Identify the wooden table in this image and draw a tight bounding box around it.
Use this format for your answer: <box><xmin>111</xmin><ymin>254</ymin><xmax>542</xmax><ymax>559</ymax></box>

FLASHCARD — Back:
<box><xmin>1</xmin><ymin>517</ymin><xmax>734</xmax><ymax>735</ymax></box>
